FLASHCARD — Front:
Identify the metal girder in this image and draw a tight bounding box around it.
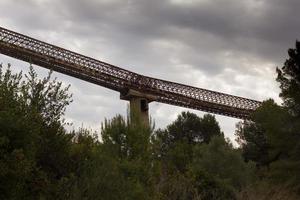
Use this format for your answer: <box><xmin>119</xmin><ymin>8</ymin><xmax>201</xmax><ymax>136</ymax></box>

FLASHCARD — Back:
<box><xmin>0</xmin><ymin>26</ymin><xmax>262</xmax><ymax>119</ymax></box>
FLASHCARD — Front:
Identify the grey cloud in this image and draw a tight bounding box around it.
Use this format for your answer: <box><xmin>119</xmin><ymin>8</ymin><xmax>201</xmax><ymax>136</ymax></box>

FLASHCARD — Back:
<box><xmin>4</xmin><ymin>0</ymin><xmax>297</xmax><ymax>74</ymax></box>
<box><xmin>53</xmin><ymin>0</ymin><xmax>298</xmax><ymax>74</ymax></box>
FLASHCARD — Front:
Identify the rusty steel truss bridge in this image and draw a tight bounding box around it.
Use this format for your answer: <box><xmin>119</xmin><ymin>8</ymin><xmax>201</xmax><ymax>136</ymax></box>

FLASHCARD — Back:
<box><xmin>0</xmin><ymin>26</ymin><xmax>262</xmax><ymax>121</ymax></box>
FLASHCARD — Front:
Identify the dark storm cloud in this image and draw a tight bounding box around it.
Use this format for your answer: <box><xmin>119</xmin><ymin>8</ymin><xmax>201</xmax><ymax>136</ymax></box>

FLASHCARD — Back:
<box><xmin>54</xmin><ymin>0</ymin><xmax>300</xmax><ymax>70</ymax></box>
<box><xmin>2</xmin><ymin>0</ymin><xmax>298</xmax><ymax>74</ymax></box>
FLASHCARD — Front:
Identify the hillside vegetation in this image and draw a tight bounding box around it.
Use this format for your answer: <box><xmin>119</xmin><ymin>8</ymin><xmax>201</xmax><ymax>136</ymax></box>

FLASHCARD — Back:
<box><xmin>0</xmin><ymin>41</ymin><xmax>300</xmax><ymax>199</ymax></box>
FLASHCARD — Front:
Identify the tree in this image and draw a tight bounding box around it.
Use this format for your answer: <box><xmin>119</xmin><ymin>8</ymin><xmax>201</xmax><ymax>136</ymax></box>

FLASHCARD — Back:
<box><xmin>160</xmin><ymin>112</ymin><xmax>222</xmax><ymax>145</ymax></box>
<box><xmin>235</xmin><ymin>98</ymin><xmax>300</xmax><ymax>194</ymax></box>
<box><xmin>0</xmin><ymin>65</ymin><xmax>39</xmax><ymax>199</ymax></box>
<box><xmin>235</xmin><ymin>41</ymin><xmax>300</xmax><ymax>195</ymax></box>
<box><xmin>277</xmin><ymin>40</ymin><xmax>300</xmax><ymax>117</ymax></box>
<box><xmin>189</xmin><ymin>136</ymin><xmax>255</xmax><ymax>200</ymax></box>
<box><xmin>235</xmin><ymin>99</ymin><xmax>294</xmax><ymax>168</ymax></box>
<box><xmin>152</xmin><ymin>112</ymin><xmax>228</xmax><ymax>199</ymax></box>
<box><xmin>0</xmin><ymin>64</ymin><xmax>74</xmax><ymax>199</ymax></box>
<box><xmin>99</xmin><ymin>115</ymin><xmax>155</xmax><ymax>200</ymax></box>
<box><xmin>153</xmin><ymin>112</ymin><xmax>223</xmax><ymax>172</ymax></box>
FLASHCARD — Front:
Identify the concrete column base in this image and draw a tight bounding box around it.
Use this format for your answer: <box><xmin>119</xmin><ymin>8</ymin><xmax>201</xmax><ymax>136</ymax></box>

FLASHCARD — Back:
<box><xmin>120</xmin><ymin>89</ymin><xmax>157</xmax><ymax>127</ymax></box>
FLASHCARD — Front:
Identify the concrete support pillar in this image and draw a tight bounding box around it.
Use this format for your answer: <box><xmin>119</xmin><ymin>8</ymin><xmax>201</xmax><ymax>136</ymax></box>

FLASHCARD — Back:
<box><xmin>129</xmin><ymin>97</ymin><xmax>149</xmax><ymax>126</ymax></box>
<box><xmin>120</xmin><ymin>89</ymin><xmax>157</xmax><ymax>127</ymax></box>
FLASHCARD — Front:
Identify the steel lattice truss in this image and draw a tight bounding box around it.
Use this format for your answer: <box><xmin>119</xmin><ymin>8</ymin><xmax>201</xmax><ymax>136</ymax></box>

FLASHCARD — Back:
<box><xmin>0</xmin><ymin>26</ymin><xmax>262</xmax><ymax>119</ymax></box>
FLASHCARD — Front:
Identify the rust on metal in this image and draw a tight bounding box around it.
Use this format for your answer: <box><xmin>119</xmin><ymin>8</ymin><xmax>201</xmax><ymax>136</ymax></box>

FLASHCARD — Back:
<box><xmin>0</xmin><ymin>26</ymin><xmax>262</xmax><ymax>119</ymax></box>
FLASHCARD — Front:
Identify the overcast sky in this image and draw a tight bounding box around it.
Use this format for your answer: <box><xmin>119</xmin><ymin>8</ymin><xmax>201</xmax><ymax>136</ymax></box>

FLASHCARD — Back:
<box><xmin>0</xmin><ymin>0</ymin><xmax>299</xmax><ymax>143</ymax></box>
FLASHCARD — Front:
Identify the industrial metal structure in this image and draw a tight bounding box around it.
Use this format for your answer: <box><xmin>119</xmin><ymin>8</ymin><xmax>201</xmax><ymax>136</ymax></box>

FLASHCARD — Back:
<box><xmin>0</xmin><ymin>26</ymin><xmax>261</xmax><ymax>122</ymax></box>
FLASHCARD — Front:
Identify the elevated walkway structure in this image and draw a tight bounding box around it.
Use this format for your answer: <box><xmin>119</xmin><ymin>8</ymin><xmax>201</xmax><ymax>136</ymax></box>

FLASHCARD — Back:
<box><xmin>0</xmin><ymin>26</ymin><xmax>262</xmax><ymax>124</ymax></box>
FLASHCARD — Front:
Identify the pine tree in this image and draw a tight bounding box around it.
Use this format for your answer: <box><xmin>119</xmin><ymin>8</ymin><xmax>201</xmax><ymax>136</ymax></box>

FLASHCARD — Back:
<box><xmin>277</xmin><ymin>41</ymin><xmax>300</xmax><ymax>117</ymax></box>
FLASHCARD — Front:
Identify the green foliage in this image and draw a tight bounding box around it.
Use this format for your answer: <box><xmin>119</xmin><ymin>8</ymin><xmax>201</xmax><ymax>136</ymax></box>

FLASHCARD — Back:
<box><xmin>155</xmin><ymin>170</ymin><xmax>200</xmax><ymax>200</ymax></box>
<box><xmin>190</xmin><ymin>136</ymin><xmax>255</xmax><ymax>199</ymax></box>
<box><xmin>0</xmin><ymin>63</ymin><xmax>158</xmax><ymax>199</ymax></box>
<box><xmin>235</xmin><ymin>120</ymin><xmax>268</xmax><ymax>167</ymax></box>
<box><xmin>5</xmin><ymin>56</ymin><xmax>300</xmax><ymax>199</ymax></box>
<box><xmin>235</xmin><ymin>41</ymin><xmax>300</xmax><ymax>197</ymax></box>
<box><xmin>153</xmin><ymin>112</ymin><xmax>222</xmax><ymax>172</ymax></box>
<box><xmin>235</xmin><ymin>99</ymin><xmax>294</xmax><ymax>167</ymax></box>
<box><xmin>0</xmin><ymin>64</ymin><xmax>73</xmax><ymax>199</ymax></box>
<box><xmin>277</xmin><ymin>40</ymin><xmax>300</xmax><ymax>117</ymax></box>
<box><xmin>152</xmin><ymin>112</ymin><xmax>254</xmax><ymax>199</ymax></box>
<box><xmin>161</xmin><ymin>112</ymin><xmax>222</xmax><ymax>145</ymax></box>
<box><xmin>237</xmin><ymin>181</ymin><xmax>300</xmax><ymax>200</ymax></box>
<box><xmin>236</xmin><ymin>99</ymin><xmax>300</xmax><ymax>193</ymax></box>
<box><xmin>98</xmin><ymin>115</ymin><xmax>155</xmax><ymax>200</ymax></box>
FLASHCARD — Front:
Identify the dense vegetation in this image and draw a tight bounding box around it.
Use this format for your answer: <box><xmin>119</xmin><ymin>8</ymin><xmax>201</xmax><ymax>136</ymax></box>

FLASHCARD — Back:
<box><xmin>0</xmin><ymin>41</ymin><xmax>300</xmax><ymax>199</ymax></box>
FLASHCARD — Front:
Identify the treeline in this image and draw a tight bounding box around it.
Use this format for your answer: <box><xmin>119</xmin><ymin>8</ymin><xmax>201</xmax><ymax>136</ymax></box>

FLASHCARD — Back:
<box><xmin>0</xmin><ymin>41</ymin><xmax>300</xmax><ymax>199</ymax></box>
